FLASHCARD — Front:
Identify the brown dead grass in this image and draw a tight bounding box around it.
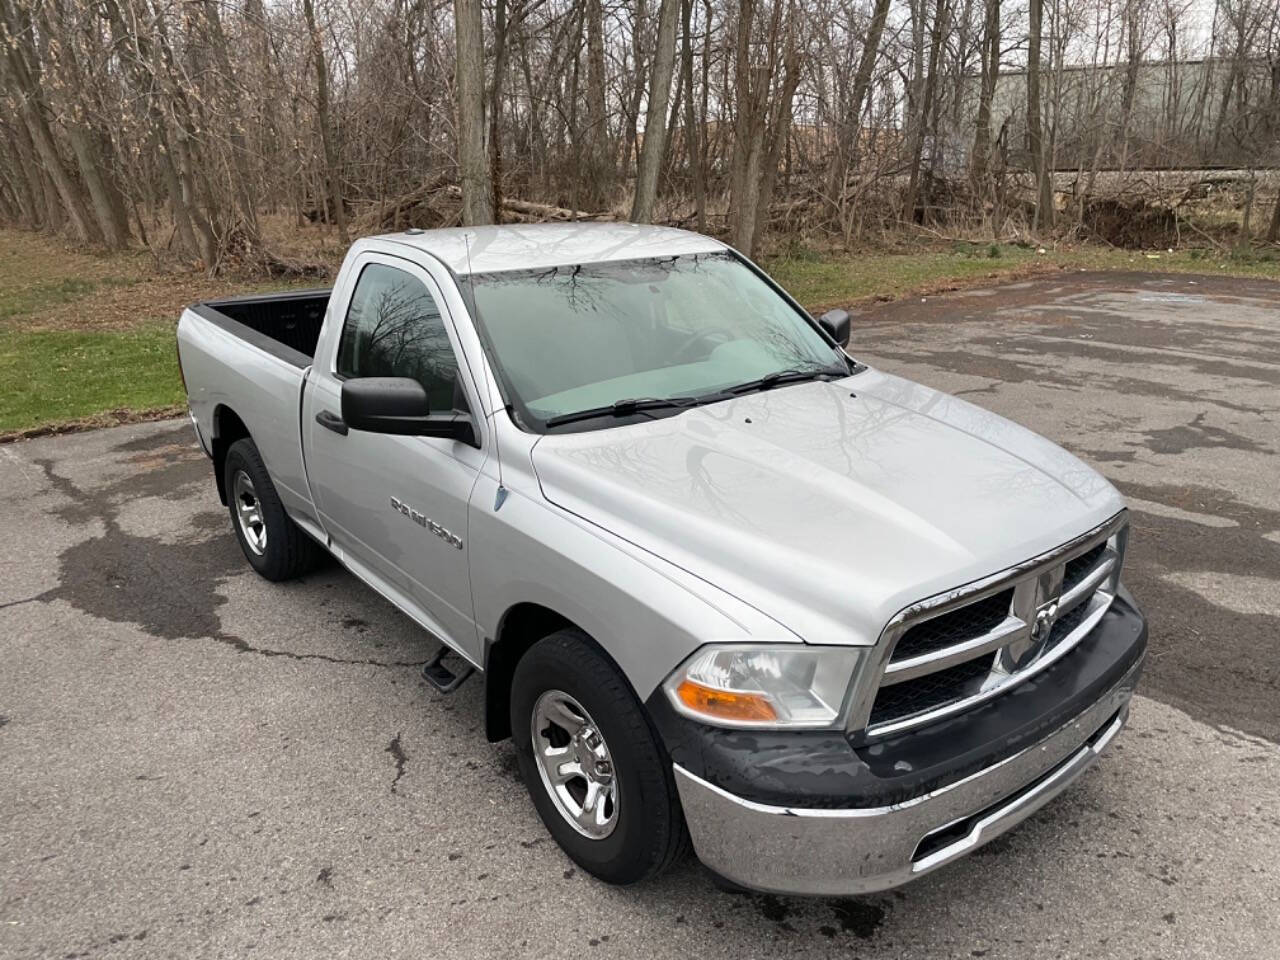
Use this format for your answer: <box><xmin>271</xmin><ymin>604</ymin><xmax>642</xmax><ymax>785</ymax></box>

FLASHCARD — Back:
<box><xmin>20</xmin><ymin>273</ymin><xmax>266</xmax><ymax>332</ymax></box>
<box><xmin>2</xmin><ymin>216</ymin><xmax>340</xmax><ymax>333</ymax></box>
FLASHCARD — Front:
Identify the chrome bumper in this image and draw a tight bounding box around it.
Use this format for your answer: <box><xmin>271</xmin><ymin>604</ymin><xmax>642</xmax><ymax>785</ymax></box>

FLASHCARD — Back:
<box><xmin>674</xmin><ymin>659</ymin><xmax>1140</xmax><ymax>896</ymax></box>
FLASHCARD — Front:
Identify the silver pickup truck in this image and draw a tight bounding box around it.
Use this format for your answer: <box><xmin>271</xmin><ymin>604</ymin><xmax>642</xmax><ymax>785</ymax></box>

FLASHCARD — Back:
<box><xmin>177</xmin><ymin>223</ymin><xmax>1146</xmax><ymax>895</ymax></box>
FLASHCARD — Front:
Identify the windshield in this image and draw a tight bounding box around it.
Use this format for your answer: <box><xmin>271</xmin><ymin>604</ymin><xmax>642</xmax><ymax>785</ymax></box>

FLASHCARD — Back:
<box><xmin>466</xmin><ymin>252</ymin><xmax>848</xmax><ymax>430</ymax></box>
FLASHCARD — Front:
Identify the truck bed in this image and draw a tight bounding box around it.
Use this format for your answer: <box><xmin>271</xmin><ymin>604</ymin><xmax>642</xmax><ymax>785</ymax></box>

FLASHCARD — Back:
<box><xmin>192</xmin><ymin>289</ymin><xmax>331</xmax><ymax>363</ymax></box>
<box><xmin>179</xmin><ymin>289</ymin><xmax>332</xmax><ymax>534</ymax></box>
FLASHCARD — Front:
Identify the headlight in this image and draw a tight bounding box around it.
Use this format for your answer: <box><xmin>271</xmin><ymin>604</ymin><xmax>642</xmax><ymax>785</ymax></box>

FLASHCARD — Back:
<box><xmin>663</xmin><ymin>644</ymin><xmax>862</xmax><ymax>729</ymax></box>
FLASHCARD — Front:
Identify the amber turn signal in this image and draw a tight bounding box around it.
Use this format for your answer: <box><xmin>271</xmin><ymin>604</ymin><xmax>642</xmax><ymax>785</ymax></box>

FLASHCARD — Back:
<box><xmin>675</xmin><ymin>679</ymin><xmax>778</xmax><ymax>723</ymax></box>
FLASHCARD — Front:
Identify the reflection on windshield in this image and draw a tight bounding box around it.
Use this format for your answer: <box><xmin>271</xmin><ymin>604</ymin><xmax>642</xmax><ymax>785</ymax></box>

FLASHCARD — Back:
<box><xmin>467</xmin><ymin>252</ymin><xmax>846</xmax><ymax>429</ymax></box>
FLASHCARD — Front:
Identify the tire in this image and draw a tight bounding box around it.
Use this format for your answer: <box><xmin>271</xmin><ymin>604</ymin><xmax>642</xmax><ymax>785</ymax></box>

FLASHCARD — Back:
<box><xmin>510</xmin><ymin>628</ymin><xmax>688</xmax><ymax>885</ymax></box>
<box><xmin>223</xmin><ymin>438</ymin><xmax>323</xmax><ymax>581</ymax></box>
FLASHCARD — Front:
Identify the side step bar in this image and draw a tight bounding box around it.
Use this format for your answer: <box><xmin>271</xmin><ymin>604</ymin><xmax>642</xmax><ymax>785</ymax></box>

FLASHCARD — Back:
<box><xmin>422</xmin><ymin>645</ymin><xmax>475</xmax><ymax>693</ymax></box>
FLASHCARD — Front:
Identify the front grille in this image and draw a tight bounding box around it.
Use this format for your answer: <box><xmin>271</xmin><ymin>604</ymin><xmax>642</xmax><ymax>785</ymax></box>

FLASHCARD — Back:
<box><xmin>1047</xmin><ymin>596</ymin><xmax>1092</xmax><ymax>645</ymax></box>
<box><xmin>1062</xmin><ymin>543</ymin><xmax>1106</xmax><ymax>594</ymax></box>
<box><xmin>869</xmin><ymin>657</ymin><xmax>993</xmax><ymax>727</ymax></box>
<box><xmin>858</xmin><ymin>515</ymin><xmax>1127</xmax><ymax>737</ymax></box>
<box><xmin>891</xmin><ymin>588</ymin><xmax>1014</xmax><ymax>661</ymax></box>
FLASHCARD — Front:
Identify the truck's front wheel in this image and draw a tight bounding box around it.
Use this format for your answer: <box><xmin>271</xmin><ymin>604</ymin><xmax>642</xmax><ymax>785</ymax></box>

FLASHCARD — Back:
<box><xmin>223</xmin><ymin>438</ymin><xmax>323</xmax><ymax>581</ymax></box>
<box><xmin>510</xmin><ymin>629</ymin><xmax>688</xmax><ymax>885</ymax></box>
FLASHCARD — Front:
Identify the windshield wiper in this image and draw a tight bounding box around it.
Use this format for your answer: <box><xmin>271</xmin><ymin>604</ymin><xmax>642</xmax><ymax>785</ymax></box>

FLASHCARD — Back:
<box><xmin>544</xmin><ymin>396</ymin><xmax>705</xmax><ymax>428</ymax></box>
<box><xmin>543</xmin><ymin>366</ymin><xmax>848</xmax><ymax>428</ymax></box>
<box><xmin>726</xmin><ymin>366</ymin><xmax>848</xmax><ymax>396</ymax></box>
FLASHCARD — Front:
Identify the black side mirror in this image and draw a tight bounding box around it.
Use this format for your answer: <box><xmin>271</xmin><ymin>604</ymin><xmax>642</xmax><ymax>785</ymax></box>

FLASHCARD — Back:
<box><xmin>817</xmin><ymin>308</ymin><xmax>851</xmax><ymax>347</ymax></box>
<box><xmin>341</xmin><ymin>377</ymin><xmax>476</xmax><ymax>445</ymax></box>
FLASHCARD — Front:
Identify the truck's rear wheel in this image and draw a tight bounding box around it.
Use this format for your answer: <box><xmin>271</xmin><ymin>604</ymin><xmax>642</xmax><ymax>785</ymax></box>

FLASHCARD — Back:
<box><xmin>224</xmin><ymin>438</ymin><xmax>323</xmax><ymax>581</ymax></box>
<box><xmin>510</xmin><ymin>629</ymin><xmax>688</xmax><ymax>884</ymax></box>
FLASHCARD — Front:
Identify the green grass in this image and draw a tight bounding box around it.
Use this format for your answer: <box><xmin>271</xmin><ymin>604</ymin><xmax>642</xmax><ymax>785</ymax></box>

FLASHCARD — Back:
<box><xmin>0</xmin><ymin>277</ymin><xmax>102</xmax><ymax>320</ymax></box>
<box><xmin>0</xmin><ymin>227</ymin><xmax>303</xmax><ymax>436</ymax></box>
<box><xmin>765</xmin><ymin>247</ymin><xmax>1044</xmax><ymax>309</ymax></box>
<box><xmin>0</xmin><ymin>324</ymin><xmax>184</xmax><ymax>434</ymax></box>
<box><xmin>764</xmin><ymin>243</ymin><xmax>1280</xmax><ymax>310</ymax></box>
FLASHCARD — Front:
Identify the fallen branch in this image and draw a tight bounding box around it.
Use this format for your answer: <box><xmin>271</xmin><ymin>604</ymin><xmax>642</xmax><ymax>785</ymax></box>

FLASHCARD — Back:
<box><xmin>353</xmin><ymin>174</ymin><xmax>455</xmax><ymax>233</ymax></box>
<box><xmin>261</xmin><ymin>249</ymin><xmax>331</xmax><ymax>278</ymax></box>
<box><xmin>441</xmin><ymin>185</ymin><xmax>615</xmax><ymax>222</ymax></box>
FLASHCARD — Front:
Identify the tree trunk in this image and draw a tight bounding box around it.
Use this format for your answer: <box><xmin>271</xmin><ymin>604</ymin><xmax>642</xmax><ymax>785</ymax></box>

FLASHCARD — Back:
<box><xmin>1116</xmin><ymin>0</ymin><xmax>1142</xmax><ymax>174</ymax></box>
<box><xmin>19</xmin><ymin>106</ymin><xmax>98</xmax><ymax>244</ymax></box>
<box><xmin>0</xmin><ymin>159</ymin><xmax>34</xmax><ymax>227</ymax></box>
<box><xmin>1028</xmin><ymin>0</ymin><xmax>1053</xmax><ymax>231</ymax></box>
<box><xmin>622</xmin><ymin>0</ymin><xmax>650</xmax><ymax>175</ymax></box>
<box><xmin>850</xmin><ymin>0</ymin><xmax>892</xmax><ymax>123</ymax></box>
<box><xmin>903</xmin><ymin>0</ymin><xmax>946</xmax><ymax>223</ymax></box>
<box><xmin>733</xmin><ymin>84</ymin><xmax>769</xmax><ymax>254</ymax></box>
<box><xmin>454</xmin><ymin>0</ymin><xmax>493</xmax><ymax>225</ymax></box>
<box><xmin>243</xmin><ymin>0</ymin><xmax>279</xmax><ymax>207</ymax></box>
<box><xmin>36</xmin><ymin>0</ymin><xmax>131</xmax><ymax>247</ymax></box>
<box><xmin>9</xmin><ymin>118</ymin><xmax>47</xmax><ymax>229</ymax></box>
<box><xmin>39</xmin><ymin>169</ymin><xmax>65</xmax><ymax>233</ymax></box>
<box><xmin>729</xmin><ymin>0</ymin><xmax>760</xmax><ymax>248</ymax></box>
<box><xmin>1266</xmin><ymin>192</ymin><xmax>1280</xmax><ymax>244</ymax></box>
<box><xmin>585</xmin><ymin>0</ymin><xmax>611</xmax><ymax>206</ymax></box>
<box><xmin>631</xmin><ymin>0</ymin><xmax>681</xmax><ymax>222</ymax></box>
<box><xmin>971</xmin><ymin>0</ymin><xmax>1000</xmax><ymax>201</ymax></box>
<box><xmin>171</xmin><ymin>132</ymin><xmax>218</xmax><ymax>266</ymax></box>
<box><xmin>0</xmin><ymin>176</ymin><xmax>17</xmax><ymax>223</ymax></box>
<box><xmin>97</xmin><ymin>131</ymin><xmax>132</xmax><ymax>239</ymax></box>
<box><xmin>518</xmin><ymin>37</ymin><xmax>548</xmax><ymax>192</ymax></box>
<box><xmin>750</xmin><ymin>31</ymin><xmax>801</xmax><ymax>254</ymax></box>
<box><xmin>827</xmin><ymin>0</ymin><xmax>891</xmax><ymax>206</ymax></box>
<box><xmin>679</xmin><ymin>0</ymin><xmax>706</xmax><ymax>230</ymax></box>
<box><xmin>99</xmin><ymin>0</ymin><xmax>200</xmax><ymax>260</ymax></box>
<box><xmin>302</xmin><ymin>0</ymin><xmax>348</xmax><ymax>242</ymax></box>
<box><xmin>202</xmin><ymin>0</ymin><xmax>262</xmax><ymax>252</ymax></box>
<box><xmin>729</xmin><ymin>0</ymin><xmax>791</xmax><ymax>256</ymax></box>
<box><xmin>489</xmin><ymin>0</ymin><xmax>510</xmax><ymax>223</ymax></box>
<box><xmin>664</xmin><ymin>60</ymin><xmax>685</xmax><ymax>170</ymax></box>
<box><xmin>65</xmin><ymin>125</ymin><xmax>130</xmax><ymax>248</ymax></box>
<box><xmin>0</xmin><ymin>0</ymin><xmax>98</xmax><ymax>243</ymax></box>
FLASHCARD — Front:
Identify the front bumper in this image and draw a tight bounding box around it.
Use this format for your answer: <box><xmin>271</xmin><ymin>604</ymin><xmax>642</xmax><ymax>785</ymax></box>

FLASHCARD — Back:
<box><xmin>665</xmin><ymin>593</ymin><xmax>1146</xmax><ymax>896</ymax></box>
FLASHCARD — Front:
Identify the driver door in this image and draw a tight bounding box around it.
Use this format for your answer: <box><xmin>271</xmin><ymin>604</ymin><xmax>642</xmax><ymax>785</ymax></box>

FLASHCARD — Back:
<box><xmin>304</xmin><ymin>254</ymin><xmax>486</xmax><ymax>663</ymax></box>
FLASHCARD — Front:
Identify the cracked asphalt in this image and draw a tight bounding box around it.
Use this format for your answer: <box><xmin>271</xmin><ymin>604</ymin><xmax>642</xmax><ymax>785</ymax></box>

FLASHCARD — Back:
<box><xmin>2</xmin><ymin>270</ymin><xmax>1278</xmax><ymax>959</ymax></box>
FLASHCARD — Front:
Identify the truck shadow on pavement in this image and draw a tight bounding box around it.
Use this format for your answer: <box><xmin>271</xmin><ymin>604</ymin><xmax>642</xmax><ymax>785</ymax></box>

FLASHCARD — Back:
<box><xmin>28</xmin><ymin>430</ymin><xmax>430</xmax><ymax>670</ymax></box>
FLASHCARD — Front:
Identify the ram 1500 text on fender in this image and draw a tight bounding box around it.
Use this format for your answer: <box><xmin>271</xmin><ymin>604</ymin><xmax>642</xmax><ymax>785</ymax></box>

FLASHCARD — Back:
<box><xmin>176</xmin><ymin>223</ymin><xmax>1146</xmax><ymax>895</ymax></box>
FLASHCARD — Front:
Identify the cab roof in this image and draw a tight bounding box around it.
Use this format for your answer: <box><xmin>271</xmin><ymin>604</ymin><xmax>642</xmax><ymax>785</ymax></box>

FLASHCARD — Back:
<box><xmin>368</xmin><ymin>222</ymin><xmax>727</xmax><ymax>276</ymax></box>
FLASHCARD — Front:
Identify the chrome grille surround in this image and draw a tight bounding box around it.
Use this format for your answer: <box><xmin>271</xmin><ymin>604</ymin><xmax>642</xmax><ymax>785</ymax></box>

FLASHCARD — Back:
<box><xmin>848</xmin><ymin>511</ymin><xmax>1129</xmax><ymax>741</ymax></box>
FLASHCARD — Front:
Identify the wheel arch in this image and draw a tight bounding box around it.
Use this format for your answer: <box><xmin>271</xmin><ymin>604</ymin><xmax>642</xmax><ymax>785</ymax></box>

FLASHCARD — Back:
<box><xmin>483</xmin><ymin>603</ymin><xmax>580</xmax><ymax>742</ymax></box>
<box><xmin>211</xmin><ymin>404</ymin><xmax>250</xmax><ymax>505</ymax></box>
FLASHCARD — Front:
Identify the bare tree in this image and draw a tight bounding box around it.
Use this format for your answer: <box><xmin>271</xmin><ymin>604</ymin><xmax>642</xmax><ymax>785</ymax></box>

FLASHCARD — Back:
<box><xmin>971</xmin><ymin>0</ymin><xmax>1001</xmax><ymax>203</ymax></box>
<box><xmin>903</xmin><ymin>0</ymin><xmax>948</xmax><ymax>221</ymax></box>
<box><xmin>632</xmin><ymin>0</ymin><xmax>681</xmax><ymax>222</ymax></box>
<box><xmin>303</xmin><ymin>0</ymin><xmax>348</xmax><ymax>243</ymax></box>
<box><xmin>0</xmin><ymin>0</ymin><xmax>1276</xmax><ymax>263</ymax></box>
<box><xmin>585</xmin><ymin>0</ymin><xmax>611</xmax><ymax>207</ymax></box>
<box><xmin>1028</xmin><ymin>0</ymin><xmax>1054</xmax><ymax>231</ymax></box>
<box><xmin>455</xmin><ymin>0</ymin><xmax>493</xmax><ymax>224</ymax></box>
<box><xmin>679</xmin><ymin>0</ymin><xmax>706</xmax><ymax>230</ymax></box>
<box><xmin>0</xmin><ymin>0</ymin><xmax>99</xmax><ymax>243</ymax></box>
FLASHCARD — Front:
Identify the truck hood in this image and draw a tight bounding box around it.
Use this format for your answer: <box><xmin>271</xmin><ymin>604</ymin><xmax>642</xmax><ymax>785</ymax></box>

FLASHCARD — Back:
<box><xmin>530</xmin><ymin>369</ymin><xmax>1124</xmax><ymax>646</ymax></box>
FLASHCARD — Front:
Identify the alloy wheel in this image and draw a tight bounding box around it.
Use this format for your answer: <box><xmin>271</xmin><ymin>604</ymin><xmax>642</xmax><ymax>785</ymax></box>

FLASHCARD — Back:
<box><xmin>530</xmin><ymin>690</ymin><xmax>619</xmax><ymax>839</ymax></box>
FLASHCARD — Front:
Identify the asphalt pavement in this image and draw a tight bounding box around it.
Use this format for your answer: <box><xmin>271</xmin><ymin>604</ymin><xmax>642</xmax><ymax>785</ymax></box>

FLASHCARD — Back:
<box><xmin>1</xmin><ymin>270</ymin><xmax>1277</xmax><ymax>958</ymax></box>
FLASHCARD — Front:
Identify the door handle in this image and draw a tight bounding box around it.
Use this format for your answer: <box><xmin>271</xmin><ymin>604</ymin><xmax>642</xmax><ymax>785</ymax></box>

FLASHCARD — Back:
<box><xmin>316</xmin><ymin>409</ymin><xmax>349</xmax><ymax>436</ymax></box>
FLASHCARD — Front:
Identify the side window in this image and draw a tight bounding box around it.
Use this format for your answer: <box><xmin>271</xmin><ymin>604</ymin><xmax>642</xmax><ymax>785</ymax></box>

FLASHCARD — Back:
<box><xmin>336</xmin><ymin>263</ymin><xmax>463</xmax><ymax>412</ymax></box>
